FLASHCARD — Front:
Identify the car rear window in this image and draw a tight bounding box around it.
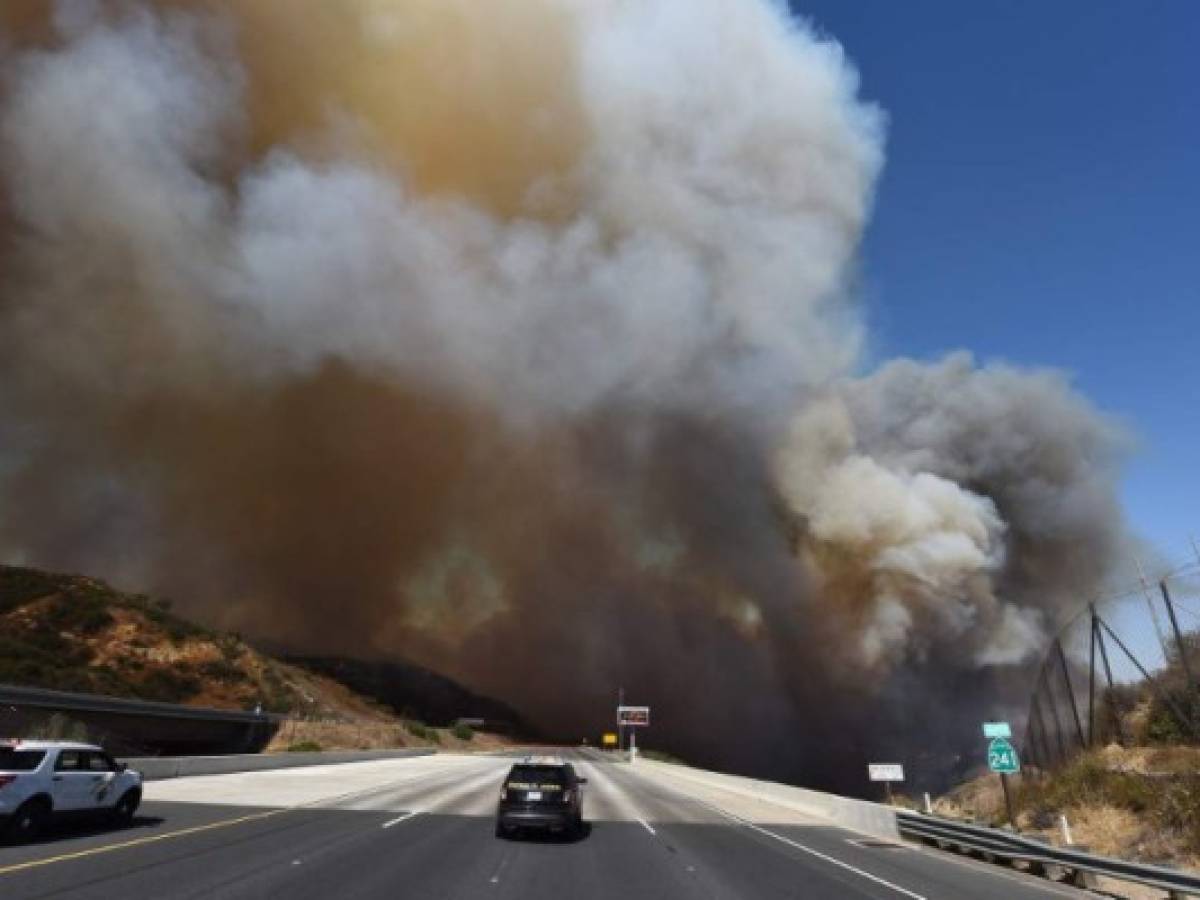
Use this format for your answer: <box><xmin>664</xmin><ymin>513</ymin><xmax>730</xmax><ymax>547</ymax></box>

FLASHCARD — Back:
<box><xmin>0</xmin><ymin>749</ymin><xmax>46</xmax><ymax>771</ymax></box>
<box><xmin>507</xmin><ymin>766</ymin><xmax>567</xmax><ymax>787</ymax></box>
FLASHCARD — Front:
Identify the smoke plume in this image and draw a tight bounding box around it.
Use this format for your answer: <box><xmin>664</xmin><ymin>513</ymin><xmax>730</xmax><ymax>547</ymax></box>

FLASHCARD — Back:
<box><xmin>0</xmin><ymin>1</ymin><xmax>1127</xmax><ymax>790</ymax></box>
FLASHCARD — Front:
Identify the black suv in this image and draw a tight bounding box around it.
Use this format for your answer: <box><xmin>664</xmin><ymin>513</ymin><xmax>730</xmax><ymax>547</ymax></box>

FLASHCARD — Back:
<box><xmin>495</xmin><ymin>758</ymin><xmax>586</xmax><ymax>838</ymax></box>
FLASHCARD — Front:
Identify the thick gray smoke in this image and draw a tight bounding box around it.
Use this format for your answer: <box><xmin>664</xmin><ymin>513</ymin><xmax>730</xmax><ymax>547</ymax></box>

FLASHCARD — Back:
<box><xmin>0</xmin><ymin>0</ymin><xmax>1127</xmax><ymax>790</ymax></box>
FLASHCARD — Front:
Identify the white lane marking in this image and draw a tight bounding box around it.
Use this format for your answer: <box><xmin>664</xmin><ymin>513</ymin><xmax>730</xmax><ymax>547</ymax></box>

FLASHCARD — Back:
<box><xmin>576</xmin><ymin>760</ymin><xmax>664</xmax><ymax>831</ymax></box>
<box><xmin>902</xmin><ymin>838</ymin><xmax>1081</xmax><ymax>898</ymax></box>
<box><xmin>697</xmin><ymin>801</ymin><xmax>928</xmax><ymax>900</ymax></box>
<box><xmin>341</xmin><ymin>758</ymin><xmax>510</xmax><ymax>813</ymax></box>
<box><xmin>576</xmin><ymin>759</ymin><xmax>658</xmax><ymax>837</ymax></box>
<box><xmin>381</xmin><ymin>811</ymin><xmax>420</xmax><ymax>829</ymax></box>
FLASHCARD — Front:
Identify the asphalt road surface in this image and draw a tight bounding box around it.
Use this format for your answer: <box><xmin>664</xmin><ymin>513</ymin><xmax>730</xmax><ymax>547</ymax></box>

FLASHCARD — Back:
<box><xmin>0</xmin><ymin>751</ymin><xmax>1086</xmax><ymax>899</ymax></box>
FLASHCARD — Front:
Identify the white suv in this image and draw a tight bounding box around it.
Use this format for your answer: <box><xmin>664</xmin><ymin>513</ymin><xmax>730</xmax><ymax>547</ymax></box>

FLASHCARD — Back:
<box><xmin>0</xmin><ymin>740</ymin><xmax>143</xmax><ymax>842</ymax></box>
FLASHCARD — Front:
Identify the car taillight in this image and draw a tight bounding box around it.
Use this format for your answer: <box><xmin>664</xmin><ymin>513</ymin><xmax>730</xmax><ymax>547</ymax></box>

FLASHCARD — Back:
<box><xmin>0</xmin><ymin>775</ymin><xmax>17</xmax><ymax>790</ymax></box>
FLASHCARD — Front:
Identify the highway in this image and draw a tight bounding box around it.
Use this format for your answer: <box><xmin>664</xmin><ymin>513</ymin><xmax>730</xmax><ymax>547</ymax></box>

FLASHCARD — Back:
<box><xmin>0</xmin><ymin>752</ymin><xmax>1085</xmax><ymax>899</ymax></box>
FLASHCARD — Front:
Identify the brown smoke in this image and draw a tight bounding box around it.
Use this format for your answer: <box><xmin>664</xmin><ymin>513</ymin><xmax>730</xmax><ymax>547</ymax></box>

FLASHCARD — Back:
<box><xmin>0</xmin><ymin>1</ymin><xmax>1127</xmax><ymax>791</ymax></box>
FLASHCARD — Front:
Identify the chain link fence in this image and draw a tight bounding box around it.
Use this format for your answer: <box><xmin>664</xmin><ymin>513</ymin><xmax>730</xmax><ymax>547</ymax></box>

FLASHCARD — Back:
<box><xmin>1023</xmin><ymin>550</ymin><xmax>1200</xmax><ymax>770</ymax></box>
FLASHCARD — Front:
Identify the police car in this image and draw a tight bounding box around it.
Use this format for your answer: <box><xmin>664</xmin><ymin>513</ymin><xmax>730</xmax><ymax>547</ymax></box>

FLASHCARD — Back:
<box><xmin>495</xmin><ymin>756</ymin><xmax>586</xmax><ymax>838</ymax></box>
<box><xmin>0</xmin><ymin>740</ymin><xmax>143</xmax><ymax>842</ymax></box>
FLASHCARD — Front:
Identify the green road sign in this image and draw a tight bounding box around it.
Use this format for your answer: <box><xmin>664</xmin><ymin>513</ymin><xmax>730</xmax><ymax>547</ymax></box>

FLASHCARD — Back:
<box><xmin>987</xmin><ymin>737</ymin><xmax>1020</xmax><ymax>774</ymax></box>
<box><xmin>982</xmin><ymin>722</ymin><xmax>1011</xmax><ymax>739</ymax></box>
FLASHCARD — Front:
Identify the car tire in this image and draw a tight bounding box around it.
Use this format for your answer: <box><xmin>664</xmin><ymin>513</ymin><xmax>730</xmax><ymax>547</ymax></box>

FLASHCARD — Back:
<box><xmin>495</xmin><ymin>821</ymin><xmax>507</xmax><ymax>839</ymax></box>
<box><xmin>7</xmin><ymin>799</ymin><xmax>49</xmax><ymax>843</ymax></box>
<box><xmin>110</xmin><ymin>790</ymin><xmax>140</xmax><ymax>826</ymax></box>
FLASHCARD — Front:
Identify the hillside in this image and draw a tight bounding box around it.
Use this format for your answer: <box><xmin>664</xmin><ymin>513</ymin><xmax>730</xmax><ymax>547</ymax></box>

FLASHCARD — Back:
<box><xmin>289</xmin><ymin>656</ymin><xmax>526</xmax><ymax>733</ymax></box>
<box><xmin>0</xmin><ymin>565</ymin><xmax>516</xmax><ymax>751</ymax></box>
<box><xmin>924</xmin><ymin>635</ymin><xmax>1200</xmax><ymax>889</ymax></box>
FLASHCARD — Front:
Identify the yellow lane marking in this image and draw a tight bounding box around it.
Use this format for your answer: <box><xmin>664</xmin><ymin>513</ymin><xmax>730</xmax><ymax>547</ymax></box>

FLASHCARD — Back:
<box><xmin>0</xmin><ymin>807</ymin><xmax>288</xmax><ymax>877</ymax></box>
<box><xmin>0</xmin><ymin>756</ymin><xmax>497</xmax><ymax>878</ymax></box>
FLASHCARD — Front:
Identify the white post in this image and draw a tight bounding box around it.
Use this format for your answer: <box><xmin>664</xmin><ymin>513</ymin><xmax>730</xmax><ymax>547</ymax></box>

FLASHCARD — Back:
<box><xmin>924</xmin><ymin>792</ymin><xmax>933</xmax><ymax>815</ymax></box>
<box><xmin>629</xmin><ymin>729</ymin><xmax>637</xmax><ymax>762</ymax></box>
<box><xmin>1060</xmin><ymin>814</ymin><xmax>1074</xmax><ymax>846</ymax></box>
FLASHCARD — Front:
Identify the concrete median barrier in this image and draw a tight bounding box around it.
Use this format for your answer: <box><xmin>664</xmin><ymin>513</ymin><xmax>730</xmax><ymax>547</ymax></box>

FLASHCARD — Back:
<box><xmin>122</xmin><ymin>748</ymin><xmax>437</xmax><ymax>780</ymax></box>
<box><xmin>635</xmin><ymin>758</ymin><xmax>900</xmax><ymax>841</ymax></box>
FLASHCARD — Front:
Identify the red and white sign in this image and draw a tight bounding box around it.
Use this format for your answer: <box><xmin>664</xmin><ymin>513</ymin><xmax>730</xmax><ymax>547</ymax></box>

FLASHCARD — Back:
<box><xmin>617</xmin><ymin>706</ymin><xmax>650</xmax><ymax>727</ymax></box>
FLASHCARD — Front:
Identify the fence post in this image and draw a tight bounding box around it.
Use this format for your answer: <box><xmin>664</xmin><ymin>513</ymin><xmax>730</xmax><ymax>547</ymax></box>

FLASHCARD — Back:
<box><xmin>1087</xmin><ymin>611</ymin><xmax>1097</xmax><ymax>746</ymax></box>
<box><xmin>1092</xmin><ymin>607</ymin><xmax>1125</xmax><ymax>745</ymax></box>
<box><xmin>1054</xmin><ymin>639</ymin><xmax>1087</xmax><ymax>750</ymax></box>
<box><xmin>1099</xmin><ymin>617</ymin><xmax>1198</xmax><ymax>740</ymax></box>
<box><xmin>1159</xmin><ymin>580</ymin><xmax>1196</xmax><ymax>694</ymax></box>
<box><xmin>1030</xmin><ymin>695</ymin><xmax>1055</xmax><ymax>770</ymax></box>
<box><xmin>1042</xmin><ymin>668</ymin><xmax>1070</xmax><ymax>765</ymax></box>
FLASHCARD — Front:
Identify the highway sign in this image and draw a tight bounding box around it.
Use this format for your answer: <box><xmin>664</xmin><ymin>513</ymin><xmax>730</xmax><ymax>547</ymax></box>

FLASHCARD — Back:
<box><xmin>987</xmin><ymin>738</ymin><xmax>1020</xmax><ymax>774</ymax></box>
<box><xmin>982</xmin><ymin>722</ymin><xmax>1011</xmax><ymax>739</ymax></box>
<box><xmin>617</xmin><ymin>705</ymin><xmax>650</xmax><ymax>727</ymax></box>
<box><xmin>601</xmin><ymin>732</ymin><xmax>618</xmax><ymax>747</ymax></box>
<box><xmin>867</xmin><ymin>763</ymin><xmax>905</xmax><ymax>782</ymax></box>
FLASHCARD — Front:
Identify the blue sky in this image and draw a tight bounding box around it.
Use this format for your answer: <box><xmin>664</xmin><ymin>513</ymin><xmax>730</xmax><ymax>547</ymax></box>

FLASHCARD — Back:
<box><xmin>788</xmin><ymin>1</ymin><xmax>1200</xmax><ymax>568</ymax></box>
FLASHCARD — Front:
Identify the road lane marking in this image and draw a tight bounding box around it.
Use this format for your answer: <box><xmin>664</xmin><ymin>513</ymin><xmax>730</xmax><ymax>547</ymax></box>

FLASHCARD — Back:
<box><xmin>0</xmin><ymin>761</ymin><xmax>497</xmax><ymax>878</ymax></box>
<box><xmin>695</xmin><ymin>801</ymin><xmax>928</xmax><ymax>900</ymax></box>
<box><xmin>638</xmin><ymin>817</ymin><xmax>657</xmax><ymax>836</ymax></box>
<box><xmin>0</xmin><ymin>808</ymin><xmax>288</xmax><ymax>877</ymax></box>
<box><xmin>488</xmin><ymin>849</ymin><xmax>514</xmax><ymax>885</ymax></box>
<box><xmin>381</xmin><ymin>811</ymin><xmax>420</xmax><ymax>829</ymax></box>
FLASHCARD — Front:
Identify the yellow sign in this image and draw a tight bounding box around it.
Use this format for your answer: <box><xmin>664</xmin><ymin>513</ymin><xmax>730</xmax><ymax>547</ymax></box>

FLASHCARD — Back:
<box><xmin>601</xmin><ymin>732</ymin><xmax>618</xmax><ymax>747</ymax></box>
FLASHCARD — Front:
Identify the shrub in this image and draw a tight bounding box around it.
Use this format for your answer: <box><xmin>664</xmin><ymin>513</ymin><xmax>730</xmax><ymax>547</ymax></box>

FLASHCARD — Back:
<box><xmin>198</xmin><ymin>659</ymin><xmax>244</xmax><ymax>683</ymax></box>
<box><xmin>43</xmin><ymin>596</ymin><xmax>114</xmax><ymax>635</ymax></box>
<box><xmin>1144</xmin><ymin>689</ymin><xmax>1200</xmax><ymax>745</ymax></box>
<box><xmin>29</xmin><ymin>713</ymin><xmax>90</xmax><ymax>742</ymax></box>
<box><xmin>139</xmin><ymin>667</ymin><xmax>202</xmax><ymax>703</ymax></box>
<box><xmin>406</xmin><ymin>721</ymin><xmax>440</xmax><ymax>743</ymax></box>
<box><xmin>451</xmin><ymin>722</ymin><xmax>474</xmax><ymax>742</ymax></box>
<box><xmin>217</xmin><ymin>634</ymin><xmax>243</xmax><ymax>662</ymax></box>
<box><xmin>287</xmin><ymin>741</ymin><xmax>322</xmax><ymax>752</ymax></box>
<box><xmin>0</xmin><ymin>566</ymin><xmax>61</xmax><ymax>614</ymax></box>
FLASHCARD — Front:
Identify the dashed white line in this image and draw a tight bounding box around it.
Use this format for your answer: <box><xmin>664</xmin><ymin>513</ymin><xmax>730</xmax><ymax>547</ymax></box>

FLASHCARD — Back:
<box><xmin>695</xmin><ymin>800</ymin><xmax>928</xmax><ymax>900</ymax></box>
<box><xmin>638</xmin><ymin>817</ymin><xmax>657</xmax><ymax>836</ymax></box>
<box><xmin>381</xmin><ymin>811</ymin><xmax>420</xmax><ymax>829</ymax></box>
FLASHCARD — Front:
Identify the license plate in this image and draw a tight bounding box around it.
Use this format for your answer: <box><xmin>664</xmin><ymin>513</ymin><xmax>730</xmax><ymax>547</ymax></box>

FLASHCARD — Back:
<box><xmin>527</xmin><ymin>791</ymin><xmax>542</xmax><ymax>801</ymax></box>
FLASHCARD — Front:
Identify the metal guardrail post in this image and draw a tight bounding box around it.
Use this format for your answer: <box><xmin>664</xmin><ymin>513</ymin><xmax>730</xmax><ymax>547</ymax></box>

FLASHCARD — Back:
<box><xmin>897</xmin><ymin>811</ymin><xmax>1200</xmax><ymax>896</ymax></box>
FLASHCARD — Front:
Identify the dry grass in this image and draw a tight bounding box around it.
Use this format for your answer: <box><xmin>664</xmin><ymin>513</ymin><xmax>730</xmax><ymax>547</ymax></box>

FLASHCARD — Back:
<box><xmin>931</xmin><ymin>771</ymin><xmax>1007</xmax><ymax>824</ymax></box>
<box><xmin>933</xmin><ymin>747</ymin><xmax>1200</xmax><ymax>879</ymax></box>
<box><xmin>1097</xmin><ymin>742</ymin><xmax>1200</xmax><ymax>775</ymax></box>
<box><xmin>264</xmin><ymin>718</ymin><xmax>514</xmax><ymax>753</ymax></box>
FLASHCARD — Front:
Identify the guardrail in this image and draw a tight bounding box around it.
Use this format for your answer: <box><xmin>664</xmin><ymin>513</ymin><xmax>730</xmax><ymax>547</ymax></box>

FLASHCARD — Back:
<box><xmin>898</xmin><ymin>810</ymin><xmax>1200</xmax><ymax>898</ymax></box>
<box><xmin>0</xmin><ymin>683</ymin><xmax>279</xmax><ymax>724</ymax></box>
<box><xmin>0</xmin><ymin>682</ymin><xmax>280</xmax><ymax>755</ymax></box>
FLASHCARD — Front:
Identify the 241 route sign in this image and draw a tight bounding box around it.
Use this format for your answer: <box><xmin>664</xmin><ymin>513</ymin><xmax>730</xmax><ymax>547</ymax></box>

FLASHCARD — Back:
<box><xmin>987</xmin><ymin>737</ymin><xmax>1020</xmax><ymax>774</ymax></box>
